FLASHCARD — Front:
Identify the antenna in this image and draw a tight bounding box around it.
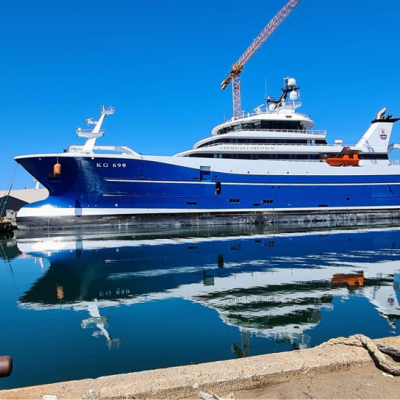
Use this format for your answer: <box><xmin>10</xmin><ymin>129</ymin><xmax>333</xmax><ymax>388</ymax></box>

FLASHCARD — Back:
<box><xmin>101</xmin><ymin>105</ymin><xmax>115</xmax><ymax>116</ymax></box>
<box><xmin>86</xmin><ymin>118</ymin><xmax>97</xmax><ymax>126</ymax></box>
<box><xmin>77</xmin><ymin>105</ymin><xmax>116</xmax><ymax>153</ymax></box>
<box><xmin>264</xmin><ymin>78</ymin><xmax>268</xmax><ymax>102</ymax></box>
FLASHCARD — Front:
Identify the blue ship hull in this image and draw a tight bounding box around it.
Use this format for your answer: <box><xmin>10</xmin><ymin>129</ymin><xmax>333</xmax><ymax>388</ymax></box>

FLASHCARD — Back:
<box><xmin>14</xmin><ymin>154</ymin><xmax>400</xmax><ymax>229</ymax></box>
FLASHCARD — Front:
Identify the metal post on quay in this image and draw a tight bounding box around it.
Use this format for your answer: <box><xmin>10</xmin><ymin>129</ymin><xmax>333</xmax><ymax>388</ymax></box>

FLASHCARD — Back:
<box><xmin>0</xmin><ymin>356</ymin><xmax>13</xmax><ymax>378</ymax></box>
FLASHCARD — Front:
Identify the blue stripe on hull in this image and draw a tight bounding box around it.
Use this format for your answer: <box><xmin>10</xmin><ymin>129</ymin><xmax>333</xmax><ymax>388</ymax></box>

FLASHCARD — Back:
<box><xmin>17</xmin><ymin>156</ymin><xmax>400</xmax><ymax>212</ymax></box>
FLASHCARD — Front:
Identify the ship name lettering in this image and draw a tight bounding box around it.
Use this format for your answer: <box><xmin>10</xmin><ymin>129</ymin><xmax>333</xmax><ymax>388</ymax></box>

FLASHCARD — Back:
<box><xmin>221</xmin><ymin>146</ymin><xmax>273</xmax><ymax>150</ymax></box>
<box><xmin>96</xmin><ymin>163</ymin><xmax>109</xmax><ymax>168</ymax></box>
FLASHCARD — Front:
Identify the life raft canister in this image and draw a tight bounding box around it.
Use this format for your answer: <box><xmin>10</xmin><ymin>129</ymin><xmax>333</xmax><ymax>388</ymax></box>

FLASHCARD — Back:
<box><xmin>54</xmin><ymin>160</ymin><xmax>62</xmax><ymax>175</ymax></box>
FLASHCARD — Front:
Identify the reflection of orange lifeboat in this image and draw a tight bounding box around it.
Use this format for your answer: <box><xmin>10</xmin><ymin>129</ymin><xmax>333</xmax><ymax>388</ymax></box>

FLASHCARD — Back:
<box><xmin>326</xmin><ymin>153</ymin><xmax>359</xmax><ymax>166</ymax></box>
<box><xmin>332</xmin><ymin>273</ymin><xmax>364</xmax><ymax>286</ymax></box>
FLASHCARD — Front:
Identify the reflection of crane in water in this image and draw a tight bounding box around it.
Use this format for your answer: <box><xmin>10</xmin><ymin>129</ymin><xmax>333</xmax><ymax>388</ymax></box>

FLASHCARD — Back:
<box><xmin>81</xmin><ymin>300</ymin><xmax>121</xmax><ymax>350</ymax></box>
<box><xmin>231</xmin><ymin>330</ymin><xmax>251</xmax><ymax>358</ymax></box>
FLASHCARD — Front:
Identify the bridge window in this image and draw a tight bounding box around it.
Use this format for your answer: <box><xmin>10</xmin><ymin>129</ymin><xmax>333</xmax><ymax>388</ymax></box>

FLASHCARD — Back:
<box><xmin>359</xmin><ymin>154</ymin><xmax>388</xmax><ymax>160</ymax></box>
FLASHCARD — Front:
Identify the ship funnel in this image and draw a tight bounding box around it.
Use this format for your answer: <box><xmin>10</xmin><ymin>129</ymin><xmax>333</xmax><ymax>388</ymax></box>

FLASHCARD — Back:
<box><xmin>356</xmin><ymin>108</ymin><xmax>400</xmax><ymax>152</ymax></box>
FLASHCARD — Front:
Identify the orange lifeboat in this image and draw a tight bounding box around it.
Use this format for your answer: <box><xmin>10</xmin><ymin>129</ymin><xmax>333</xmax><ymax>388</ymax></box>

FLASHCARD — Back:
<box><xmin>326</xmin><ymin>153</ymin><xmax>359</xmax><ymax>166</ymax></box>
<box><xmin>332</xmin><ymin>273</ymin><xmax>364</xmax><ymax>286</ymax></box>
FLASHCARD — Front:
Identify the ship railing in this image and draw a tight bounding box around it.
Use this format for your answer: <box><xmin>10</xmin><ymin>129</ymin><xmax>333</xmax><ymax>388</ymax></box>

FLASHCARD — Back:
<box><xmin>201</xmin><ymin>142</ymin><xmax>342</xmax><ymax>149</ymax></box>
<box><xmin>230</xmin><ymin>128</ymin><xmax>327</xmax><ymax>135</ymax></box>
<box><xmin>188</xmin><ymin>157</ymin><xmax>324</xmax><ymax>162</ymax></box>
<box><xmin>68</xmin><ymin>145</ymin><xmax>140</xmax><ymax>155</ymax></box>
<box><xmin>227</xmin><ymin>104</ymin><xmax>310</xmax><ymax>121</ymax></box>
<box><xmin>271</xmin><ymin>159</ymin><xmax>323</xmax><ymax>162</ymax></box>
<box><xmin>292</xmin><ymin>112</ymin><xmax>311</xmax><ymax>119</ymax></box>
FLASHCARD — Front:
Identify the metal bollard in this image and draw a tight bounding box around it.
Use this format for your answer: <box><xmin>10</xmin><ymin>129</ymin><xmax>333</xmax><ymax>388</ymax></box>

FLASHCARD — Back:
<box><xmin>0</xmin><ymin>356</ymin><xmax>13</xmax><ymax>378</ymax></box>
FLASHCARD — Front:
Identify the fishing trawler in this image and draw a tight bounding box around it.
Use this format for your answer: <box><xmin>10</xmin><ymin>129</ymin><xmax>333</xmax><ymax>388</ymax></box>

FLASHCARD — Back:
<box><xmin>14</xmin><ymin>78</ymin><xmax>400</xmax><ymax>229</ymax></box>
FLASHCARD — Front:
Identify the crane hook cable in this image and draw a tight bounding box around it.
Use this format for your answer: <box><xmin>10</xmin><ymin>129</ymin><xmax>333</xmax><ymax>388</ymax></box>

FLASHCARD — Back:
<box><xmin>0</xmin><ymin>164</ymin><xmax>19</xmax><ymax>219</ymax></box>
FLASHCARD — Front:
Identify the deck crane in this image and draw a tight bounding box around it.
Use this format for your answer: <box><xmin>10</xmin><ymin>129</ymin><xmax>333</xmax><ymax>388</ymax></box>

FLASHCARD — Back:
<box><xmin>221</xmin><ymin>0</ymin><xmax>302</xmax><ymax>119</ymax></box>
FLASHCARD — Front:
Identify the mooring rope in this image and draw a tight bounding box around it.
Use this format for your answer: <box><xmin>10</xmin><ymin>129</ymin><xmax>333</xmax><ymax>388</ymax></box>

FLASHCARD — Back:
<box><xmin>324</xmin><ymin>334</ymin><xmax>400</xmax><ymax>376</ymax></box>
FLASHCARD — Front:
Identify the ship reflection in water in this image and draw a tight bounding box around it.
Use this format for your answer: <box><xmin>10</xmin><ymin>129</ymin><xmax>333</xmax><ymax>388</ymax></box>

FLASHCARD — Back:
<box><xmin>1</xmin><ymin>225</ymin><xmax>400</xmax><ymax>389</ymax></box>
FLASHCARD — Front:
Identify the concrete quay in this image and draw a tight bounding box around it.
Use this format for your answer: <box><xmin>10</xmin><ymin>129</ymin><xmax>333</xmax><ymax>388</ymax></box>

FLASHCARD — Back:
<box><xmin>1</xmin><ymin>335</ymin><xmax>399</xmax><ymax>399</ymax></box>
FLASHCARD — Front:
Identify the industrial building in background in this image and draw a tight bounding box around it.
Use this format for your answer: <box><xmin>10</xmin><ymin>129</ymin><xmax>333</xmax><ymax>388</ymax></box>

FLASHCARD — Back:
<box><xmin>0</xmin><ymin>188</ymin><xmax>48</xmax><ymax>218</ymax></box>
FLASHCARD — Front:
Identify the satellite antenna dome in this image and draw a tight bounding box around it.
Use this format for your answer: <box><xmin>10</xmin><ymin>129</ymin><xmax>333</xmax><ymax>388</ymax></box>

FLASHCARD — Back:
<box><xmin>289</xmin><ymin>90</ymin><xmax>299</xmax><ymax>101</ymax></box>
<box><xmin>287</xmin><ymin>78</ymin><xmax>297</xmax><ymax>87</ymax></box>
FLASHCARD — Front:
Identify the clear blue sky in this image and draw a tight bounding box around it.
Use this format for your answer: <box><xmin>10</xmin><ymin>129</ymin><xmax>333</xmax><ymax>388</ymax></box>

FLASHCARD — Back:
<box><xmin>1</xmin><ymin>0</ymin><xmax>400</xmax><ymax>189</ymax></box>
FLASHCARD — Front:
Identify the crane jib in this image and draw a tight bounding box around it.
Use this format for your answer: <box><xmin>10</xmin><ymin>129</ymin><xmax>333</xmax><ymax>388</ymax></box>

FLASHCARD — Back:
<box><xmin>221</xmin><ymin>0</ymin><xmax>302</xmax><ymax>118</ymax></box>
<box><xmin>238</xmin><ymin>0</ymin><xmax>301</xmax><ymax>67</ymax></box>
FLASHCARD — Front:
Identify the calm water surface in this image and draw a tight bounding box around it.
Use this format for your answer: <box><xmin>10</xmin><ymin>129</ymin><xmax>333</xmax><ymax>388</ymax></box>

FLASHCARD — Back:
<box><xmin>1</xmin><ymin>224</ymin><xmax>400</xmax><ymax>389</ymax></box>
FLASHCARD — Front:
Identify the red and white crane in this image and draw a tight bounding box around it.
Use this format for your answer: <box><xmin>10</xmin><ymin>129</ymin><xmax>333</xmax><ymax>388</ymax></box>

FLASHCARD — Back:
<box><xmin>221</xmin><ymin>0</ymin><xmax>302</xmax><ymax>119</ymax></box>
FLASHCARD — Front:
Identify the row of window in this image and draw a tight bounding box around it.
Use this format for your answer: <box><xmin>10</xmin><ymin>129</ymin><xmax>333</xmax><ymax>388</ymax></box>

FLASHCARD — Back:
<box><xmin>219</xmin><ymin>197</ymin><xmax>275</xmax><ymax>204</ymax></box>
<box><xmin>187</xmin><ymin>153</ymin><xmax>389</xmax><ymax>160</ymax></box>
<box><xmin>189</xmin><ymin>153</ymin><xmax>321</xmax><ymax>160</ymax></box>
<box><xmin>358</xmin><ymin>154</ymin><xmax>388</xmax><ymax>160</ymax></box>
<box><xmin>199</xmin><ymin>138</ymin><xmax>327</xmax><ymax>148</ymax></box>
<box><xmin>217</xmin><ymin>120</ymin><xmax>304</xmax><ymax>135</ymax></box>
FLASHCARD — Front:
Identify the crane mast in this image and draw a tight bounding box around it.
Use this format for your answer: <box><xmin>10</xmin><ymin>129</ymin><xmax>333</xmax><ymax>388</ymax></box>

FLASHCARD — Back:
<box><xmin>221</xmin><ymin>0</ymin><xmax>302</xmax><ymax>119</ymax></box>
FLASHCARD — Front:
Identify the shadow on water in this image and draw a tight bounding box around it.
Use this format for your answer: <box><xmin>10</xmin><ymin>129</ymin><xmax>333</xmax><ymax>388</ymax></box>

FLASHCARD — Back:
<box><xmin>1</xmin><ymin>221</ymin><xmax>400</xmax><ymax>389</ymax></box>
<box><xmin>11</xmin><ymin>216</ymin><xmax>400</xmax><ymax>241</ymax></box>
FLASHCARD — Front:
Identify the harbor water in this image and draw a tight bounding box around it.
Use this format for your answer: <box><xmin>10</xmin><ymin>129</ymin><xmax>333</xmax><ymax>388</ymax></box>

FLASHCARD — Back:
<box><xmin>1</xmin><ymin>224</ymin><xmax>400</xmax><ymax>390</ymax></box>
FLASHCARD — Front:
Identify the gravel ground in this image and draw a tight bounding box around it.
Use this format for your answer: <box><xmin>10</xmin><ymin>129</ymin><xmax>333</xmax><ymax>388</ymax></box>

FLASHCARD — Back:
<box><xmin>234</xmin><ymin>363</ymin><xmax>400</xmax><ymax>399</ymax></box>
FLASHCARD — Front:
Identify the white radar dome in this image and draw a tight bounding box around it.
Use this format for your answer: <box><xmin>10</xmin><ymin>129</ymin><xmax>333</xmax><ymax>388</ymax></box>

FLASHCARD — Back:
<box><xmin>289</xmin><ymin>91</ymin><xmax>300</xmax><ymax>100</ymax></box>
<box><xmin>287</xmin><ymin>78</ymin><xmax>297</xmax><ymax>87</ymax></box>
